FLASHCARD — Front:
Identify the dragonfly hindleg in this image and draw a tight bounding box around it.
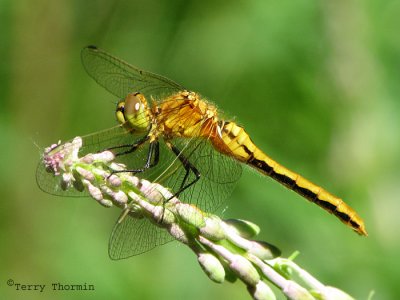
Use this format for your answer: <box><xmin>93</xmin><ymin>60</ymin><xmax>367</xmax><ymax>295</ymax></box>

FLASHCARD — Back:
<box><xmin>166</xmin><ymin>141</ymin><xmax>201</xmax><ymax>199</ymax></box>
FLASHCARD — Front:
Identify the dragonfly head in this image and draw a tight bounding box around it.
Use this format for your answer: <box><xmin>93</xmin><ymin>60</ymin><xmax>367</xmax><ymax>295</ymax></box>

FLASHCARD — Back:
<box><xmin>116</xmin><ymin>93</ymin><xmax>151</xmax><ymax>133</ymax></box>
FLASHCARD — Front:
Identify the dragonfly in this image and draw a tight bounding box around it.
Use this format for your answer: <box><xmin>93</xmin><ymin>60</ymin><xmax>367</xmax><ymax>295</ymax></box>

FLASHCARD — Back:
<box><xmin>37</xmin><ymin>46</ymin><xmax>367</xmax><ymax>259</ymax></box>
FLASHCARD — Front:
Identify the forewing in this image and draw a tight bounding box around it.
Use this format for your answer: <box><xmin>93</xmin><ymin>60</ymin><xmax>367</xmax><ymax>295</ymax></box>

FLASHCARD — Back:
<box><xmin>81</xmin><ymin>46</ymin><xmax>184</xmax><ymax>100</ymax></box>
<box><xmin>36</xmin><ymin>124</ymin><xmax>148</xmax><ymax>197</ymax></box>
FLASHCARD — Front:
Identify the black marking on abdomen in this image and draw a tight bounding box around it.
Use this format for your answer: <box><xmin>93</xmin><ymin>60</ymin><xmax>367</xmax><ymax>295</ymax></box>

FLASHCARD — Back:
<box><xmin>334</xmin><ymin>210</ymin><xmax>351</xmax><ymax>223</ymax></box>
<box><xmin>241</xmin><ymin>144</ymin><xmax>253</xmax><ymax>156</ymax></box>
<box><xmin>245</xmin><ymin>152</ymin><xmax>362</xmax><ymax>232</ymax></box>
<box><xmin>314</xmin><ymin>199</ymin><xmax>337</xmax><ymax>213</ymax></box>
<box><xmin>249</xmin><ymin>157</ymin><xmax>344</xmax><ymax>217</ymax></box>
<box><xmin>223</xmin><ymin>127</ymin><xmax>239</xmax><ymax>141</ymax></box>
<box><xmin>270</xmin><ymin>171</ymin><xmax>296</xmax><ymax>188</ymax></box>
<box><xmin>293</xmin><ymin>185</ymin><xmax>317</xmax><ymax>202</ymax></box>
<box><xmin>350</xmin><ymin>220</ymin><xmax>360</xmax><ymax>229</ymax></box>
<box><xmin>247</xmin><ymin>157</ymin><xmax>273</xmax><ymax>175</ymax></box>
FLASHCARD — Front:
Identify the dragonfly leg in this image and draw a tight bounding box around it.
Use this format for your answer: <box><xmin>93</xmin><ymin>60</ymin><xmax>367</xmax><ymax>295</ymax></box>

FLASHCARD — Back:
<box><xmin>106</xmin><ymin>135</ymin><xmax>149</xmax><ymax>156</ymax></box>
<box><xmin>155</xmin><ymin>141</ymin><xmax>201</xmax><ymax>224</ymax></box>
<box><xmin>112</xmin><ymin>140</ymin><xmax>160</xmax><ymax>174</ymax></box>
<box><xmin>166</xmin><ymin>141</ymin><xmax>201</xmax><ymax>199</ymax></box>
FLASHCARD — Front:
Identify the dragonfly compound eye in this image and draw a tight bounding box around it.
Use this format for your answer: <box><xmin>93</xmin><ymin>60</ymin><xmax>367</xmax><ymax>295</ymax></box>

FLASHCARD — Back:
<box><xmin>117</xmin><ymin>93</ymin><xmax>150</xmax><ymax>132</ymax></box>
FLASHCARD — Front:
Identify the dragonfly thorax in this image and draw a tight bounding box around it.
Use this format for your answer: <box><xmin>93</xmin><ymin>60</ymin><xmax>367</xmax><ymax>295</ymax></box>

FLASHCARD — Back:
<box><xmin>116</xmin><ymin>93</ymin><xmax>151</xmax><ymax>133</ymax></box>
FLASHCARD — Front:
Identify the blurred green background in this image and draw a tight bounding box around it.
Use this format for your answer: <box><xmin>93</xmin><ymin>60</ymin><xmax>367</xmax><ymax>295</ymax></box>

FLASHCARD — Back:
<box><xmin>1</xmin><ymin>0</ymin><xmax>399</xmax><ymax>299</ymax></box>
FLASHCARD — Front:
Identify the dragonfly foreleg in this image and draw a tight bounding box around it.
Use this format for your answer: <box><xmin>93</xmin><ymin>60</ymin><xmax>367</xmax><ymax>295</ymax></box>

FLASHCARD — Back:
<box><xmin>107</xmin><ymin>135</ymin><xmax>149</xmax><ymax>156</ymax></box>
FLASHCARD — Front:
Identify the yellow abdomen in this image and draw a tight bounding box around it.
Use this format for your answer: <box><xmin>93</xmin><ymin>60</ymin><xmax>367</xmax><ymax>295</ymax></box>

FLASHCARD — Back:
<box><xmin>214</xmin><ymin>121</ymin><xmax>367</xmax><ymax>236</ymax></box>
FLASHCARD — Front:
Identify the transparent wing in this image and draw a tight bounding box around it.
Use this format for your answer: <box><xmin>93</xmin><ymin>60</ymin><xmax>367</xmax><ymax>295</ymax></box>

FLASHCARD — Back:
<box><xmin>113</xmin><ymin>100</ymin><xmax>243</xmax><ymax>212</ymax></box>
<box><xmin>39</xmin><ymin>47</ymin><xmax>243</xmax><ymax>259</ymax></box>
<box><xmin>104</xmin><ymin>104</ymin><xmax>242</xmax><ymax>259</ymax></box>
<box><xmin>36</xmin><ymin>98</ymin><xmax>197</xmax><ymax>197</ymax></box>
<box><xmin>36</xmin><ymin>124</ymin><xmax>147</xmax><ymax>197</ymax></box>
<box><xmin>107</xmin><ymin>136</ymin><xmax>242</xmax><ymax>260</ymax></box>
<box><xmin>81</xmin><ymin>45</ymin><xmax>185</xmax><ymax>100</ymax></box>
<box><xmin>38</xmin><ymin>97</ymin><xmax>242</xmax><ymax>259</ymax></box>
<box><xmin>159</xmin><ymin>137</ymin><xmax>242</xmax><ymax>212</ymax></box>
<box><xmin>108</xmin><ymin>214</ymin><xmax>174</xmax><ymax>259</ymax></box>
